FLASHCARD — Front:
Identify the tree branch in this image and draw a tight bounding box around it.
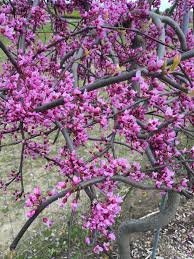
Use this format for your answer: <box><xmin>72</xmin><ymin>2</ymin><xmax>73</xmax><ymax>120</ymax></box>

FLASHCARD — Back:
<box><xmin>34</xmin><ymin>48</ymin><xmax>194</xmax><ymax>113</ymax></box>
<box><xmin>160</xmin><ymin>15</ymin><xmax>187</xmax><ymax>51</ymax></box>
<box><xmin>149</xmin><ymin>12</ymin><xmax>165</xmax><ymax>58</ymax></box>
<box><xmin>117</xmin><ymin>191</ymin><xmax>180</xmax><ymax>259</ymax></box>
<box><xmin>35</xmin><ymin>69</ymin><xmax>141</xmax><ymax>112</ymax></box>
<box><xmin>0</xmin><ymin>40</ymin><xmax>22</xmax><ymax>74</ymax></box>
<box><xmin>10</xmin><ymin>175</ymin><xmax>177</xmax><ymax>250</ymax></box>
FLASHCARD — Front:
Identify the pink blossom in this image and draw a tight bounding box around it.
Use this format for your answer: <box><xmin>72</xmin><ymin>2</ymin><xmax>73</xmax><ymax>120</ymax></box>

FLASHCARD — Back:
<box><xmin>181</xmin><ymin>179</ymin><xmax>188</xmax><ymax>188</ymax></box>
<box><xmin>72</xmin><ymin>176</ymin><xmax>81</xmax><ymax>185</ymax></box>
<box><xmin>165</xmin><ymin>107</ymin><xmax>173</xmax><ymax>117</ymax></box>
<box><xmin>85</xmin><ymin>237</ymin><xmax>91</xmax><ymax>245</ymax></box>
<box><xmin>108</xmin><ymin>232</ymin><xmax>116</xmax><ymax>241</ymax></box>
<box><xmin>28</xmin><ymin>194</ymin><xmax>38</xmax><ymax>203</ymax></box>
<box><xmin>70</xmin><ymin>199</ymin><xmax>78</xmax><ymax>212</ymax></box>
<box><xmin>42</xmin><ymin>217</ymin><xmax>54</xmax><ymax>228</ymax></box>
<box><xmin>25</xmin><ymin>199</ymin><xmax>33</xmax><ymax>208</ymax></box>
<box><xmin>93</xmin><ymin>245</ymin><xmax>103</xmax><ymax>254</ymax></box>
<box><xmin>33</xmin><ymin>187</ymin><xmax>41</xmax><ymax>196</ymax></box>
<box><xmin>0</xmin><ymin>0</ymin><xmax>193</xmax><ymax>255</ymax></box>
<box><xmin>56</xmin><ymin>182</ymin><xmax>67</xmax><ymax>189</ymax></box>
<box><xmin>26</xmin><ymin>210</ymin><xmax>36</xmax><ymax>218</ymax></box>
<box><xmin>103</xmin><ymin>242</ymin><xmax>110</xmax><ymax>251</ymax></box>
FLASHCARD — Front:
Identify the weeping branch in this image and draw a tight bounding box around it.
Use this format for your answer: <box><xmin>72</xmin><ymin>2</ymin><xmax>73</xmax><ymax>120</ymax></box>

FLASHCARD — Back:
<box><xmin>160</xmin><ymin>15</ymin><xmax>187</xmax><ymax>51</ymax></box>
<box><xmin>55</xmin><ymin>121</ymin><xmax>95</xmax><ymax>201</ymax></box>
<box><xmin>10</xmin><ymin>175</ymin><xmax>178</xmax><ymax>251</ymax></box>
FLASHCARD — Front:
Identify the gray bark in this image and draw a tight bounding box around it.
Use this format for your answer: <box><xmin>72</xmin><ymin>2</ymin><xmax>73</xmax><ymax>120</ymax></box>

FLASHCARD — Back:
<box><xmin>117</xmin><ymin>191</ymin><xmax>180</xmax><ymax>259</ymax></box>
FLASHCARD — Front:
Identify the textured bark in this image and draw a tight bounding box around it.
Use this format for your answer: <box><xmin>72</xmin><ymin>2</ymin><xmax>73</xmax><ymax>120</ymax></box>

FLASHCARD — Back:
<box><xmin>117</xmin><ymin>191</ymin><xmax>180</xmax><ymax>259</ymax></box>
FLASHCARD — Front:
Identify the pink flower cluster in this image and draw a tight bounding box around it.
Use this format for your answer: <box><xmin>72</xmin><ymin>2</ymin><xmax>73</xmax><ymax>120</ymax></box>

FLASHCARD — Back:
<box><xmin>83</xmin><ymin>192</ymin><xmax>122</xmax><ymax>253</ymax></box>
<box><xmin>25</xmin><ymin>187</ymin><xmax>44</xmax><ymax>218</ymax></box>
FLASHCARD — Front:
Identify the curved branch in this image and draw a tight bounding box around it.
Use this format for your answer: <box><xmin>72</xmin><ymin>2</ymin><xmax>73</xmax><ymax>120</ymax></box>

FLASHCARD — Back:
<box><xmin>10</xmin><ymin>175</ymin><xmax>177</xmax><ymax>250</ymax></box>
<box><xmin>117</xmin><ymin>191</ymin><xmax>180</xmax><ymax>259</ymax></box>
<box><xmin>149</xmin><ymin>12</ymin><xmax>165</xmax><ymax>58</ymax></box>
<box><xmin>167</xmin><ymin>48</ymin><xmax>194</xmax><ymax>66</ymax></box>
<box><xmin>60</xmin><ymin>49</ymin><xmax>77</xmax><ymax>68</ymax></box>
<box><xmin>160</xmin><ymin>15</ymin><xmax>187</xmax><ymax>51</ymax></box>
<box><xmin>10</xmin><ymin>187</ymin><xmax>71</xmax><ymax>250</ymax></box>
<box><xmin>71</xmin><ymin>48</ymin><xmax>84</xmax><ymax>87</ymax></box>
<box><xmin>165</xmin><ymin>0</ymin><xmax>178</xmax><ymax>16</ymax></box>
<box><xmin>55</xmin><ymin>121</ymin><xmax>74</xmax><ymax>152</ymax></box>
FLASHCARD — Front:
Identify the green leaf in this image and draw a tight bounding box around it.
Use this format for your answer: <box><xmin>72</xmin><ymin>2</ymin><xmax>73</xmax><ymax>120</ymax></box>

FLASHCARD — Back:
<box><xmin>169</xmin><ymin>54</ymin><xmax>181</xmax><ymax>73</ymax></box>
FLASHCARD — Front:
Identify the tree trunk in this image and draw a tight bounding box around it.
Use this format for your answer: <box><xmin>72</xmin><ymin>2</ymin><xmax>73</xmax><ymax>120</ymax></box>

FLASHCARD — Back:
<box><xmin>117</xmin><ymin>191</ymin><xmax>180</xmax><ymax>259</ymax></box>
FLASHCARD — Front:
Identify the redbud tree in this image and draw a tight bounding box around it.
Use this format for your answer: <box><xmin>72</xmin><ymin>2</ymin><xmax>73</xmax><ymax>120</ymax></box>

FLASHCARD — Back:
<box><xmin>0</xmin><ymin>0</ymin><xmax>194</xmax><ymax>258</ymax></box>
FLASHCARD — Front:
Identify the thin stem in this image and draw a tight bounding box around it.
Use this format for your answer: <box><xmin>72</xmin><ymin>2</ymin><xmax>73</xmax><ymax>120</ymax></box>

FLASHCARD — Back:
<box><xmin>0</xmin><ymin>40</ymin><xmax>22</xmax><ymax>74</ymax></box>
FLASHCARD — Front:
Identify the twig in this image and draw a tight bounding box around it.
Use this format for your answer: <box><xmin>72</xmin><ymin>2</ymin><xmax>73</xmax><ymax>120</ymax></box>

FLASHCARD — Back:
<box><xmin>0</xmin><ymin>40</ymin><xmax>22</xmax><ymax>74</ymax></box>
<box><xmin>0</xmin><ymin>127</ymin><xmax>57</xmax><ymax>149</ymax></box>
<box><xmin>151</xmin><ymin>194</ymin><xmax>167</xmax><ymax>259</ymax></box>
<box><xmin>159</xmin><ymin>75</ymin><xmax>188</xmax><ymax>93</ymax></box>
<box><xmin>55</xmin><ymin>121</ymin><xmax>74</xmax><ymax>152</ymax></box>
<box><xmin>18</xmin><ymin>122</ymin><xmax>25</xmax><ymax>196</ymax></box>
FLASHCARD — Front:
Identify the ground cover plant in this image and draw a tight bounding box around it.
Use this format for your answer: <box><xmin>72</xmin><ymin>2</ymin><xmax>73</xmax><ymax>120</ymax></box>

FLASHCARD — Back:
<box><xmin>0</xmin><ymin>0</ymin><xmax>194</xmax><ymax>258</ymax></box>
